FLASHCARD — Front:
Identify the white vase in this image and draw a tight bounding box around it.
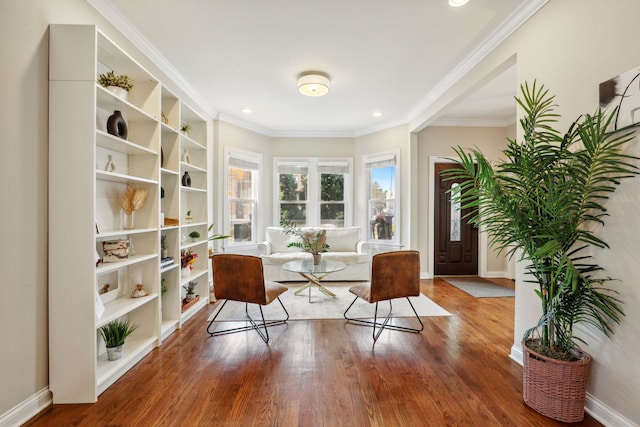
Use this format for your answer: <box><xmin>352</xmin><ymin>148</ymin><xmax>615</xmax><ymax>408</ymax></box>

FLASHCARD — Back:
<box><xmin>106</xmin><ymin>85</ymin><xmax>127</xmax><ymax>101</ymax></box>
<box><xmin>181</xmin><ymin>267</ymin><xmax>190</xmax><ymax>278</ymax></box>
<box><xmin>106</xmin><ymin>345</ymin><xmax>123</xmax><ymax>361</ymax></box>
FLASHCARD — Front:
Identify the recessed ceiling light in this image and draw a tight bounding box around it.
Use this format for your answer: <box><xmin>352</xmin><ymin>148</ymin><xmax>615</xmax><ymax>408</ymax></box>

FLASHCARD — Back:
<box><xmin>449</xmin><ymin>0</ymin><xmax>469</xmax><ymax>6</ymax></box>
<box><xmin>298</xmin><ymin>72</ymin><xmax>330</xmax><ymax>97</ymax></box>
<box><xmin>241</xmin><ymin>108</ymin><xmax>253</xmax><ymax>114</ymax></box>
<box><xmin>373</xmin><ymin>112</ymin><xmax>383</xmax><ymax>117</ymax></box>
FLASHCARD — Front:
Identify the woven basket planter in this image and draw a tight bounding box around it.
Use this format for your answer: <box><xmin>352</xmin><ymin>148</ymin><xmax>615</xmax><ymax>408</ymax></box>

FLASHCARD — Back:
<box><xmin>522</xmin><ymin>339</ymin><xmax>592</xmax><ymax>423</ymax></box>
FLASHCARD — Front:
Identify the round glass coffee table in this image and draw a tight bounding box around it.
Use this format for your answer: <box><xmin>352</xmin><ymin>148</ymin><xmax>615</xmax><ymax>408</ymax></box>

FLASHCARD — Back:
<box><xmin>282</xmin><ymin>259</ymin><xmax>347</xmax><ymax>302</ymax></box>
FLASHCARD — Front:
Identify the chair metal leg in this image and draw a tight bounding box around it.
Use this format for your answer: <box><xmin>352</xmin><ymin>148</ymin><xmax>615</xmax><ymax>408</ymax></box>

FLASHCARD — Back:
<box><xmin>343</xmin><ymin>296</ymin><xmax>424</xmax><ymax>341</ymax></box>
<box><xmin>207</xmin><ymin>297</ymin><xmax>289</xmax><ymax>343</ymax></box>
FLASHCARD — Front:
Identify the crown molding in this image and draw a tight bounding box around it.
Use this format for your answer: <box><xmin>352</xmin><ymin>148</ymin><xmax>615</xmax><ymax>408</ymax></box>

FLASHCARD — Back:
<box><xmin>406</xmin><ymin>0</ymin><xmax>549</xmax><ymax>133</ymax></box>
<box><xmin>430</xmin><ymin>115</ymin><xmax>516</xmax><ymax>128</ymax></box>
<box><xmin>87</xmin><ymin>0</ymin><xmax>216</xmax><ymax>120</ymax></box>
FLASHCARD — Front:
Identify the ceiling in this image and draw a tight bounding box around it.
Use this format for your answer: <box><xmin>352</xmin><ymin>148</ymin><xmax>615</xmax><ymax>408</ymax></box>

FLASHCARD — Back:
<box><xmin>92</xmin><ymin>0</ymin><xmax>544</xmax><ymax>137</ymax></box>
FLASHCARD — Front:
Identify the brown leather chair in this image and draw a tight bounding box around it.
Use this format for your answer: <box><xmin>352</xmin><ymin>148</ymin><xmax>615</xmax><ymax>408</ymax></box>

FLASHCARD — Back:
<box><xmin>344</xmin><ymin>250</ymin><xmax>424</xmax><ymax>341</ymax></box>
<box><xmin>207</xmin><ymin>254</ymin><xmax>289</xmax><ymax>343</ymax></box>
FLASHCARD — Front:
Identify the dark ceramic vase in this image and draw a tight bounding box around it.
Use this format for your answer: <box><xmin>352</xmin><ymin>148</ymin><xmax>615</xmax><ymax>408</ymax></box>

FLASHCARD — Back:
<box><xmin>107</xmin><ymin>110</ymin><xmax>128</xmax><ymax>139</ymax></box>
<box><xmin>182</xmin><ymin>171</ymin><xmax>191</xmax><ymax>187</ymax></box>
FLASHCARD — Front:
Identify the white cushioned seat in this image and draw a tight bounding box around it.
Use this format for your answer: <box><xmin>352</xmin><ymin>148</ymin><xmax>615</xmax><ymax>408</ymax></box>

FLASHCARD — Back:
<box><xmin>258</xmin><ymin>226</ymin><xmax>371</xmax><ymax>282</ymax></box>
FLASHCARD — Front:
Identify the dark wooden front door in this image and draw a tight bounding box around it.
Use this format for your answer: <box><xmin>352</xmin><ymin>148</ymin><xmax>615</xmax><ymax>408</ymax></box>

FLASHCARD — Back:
<box><xmin>434</xmin><ymin>163</ymin><xmax>478</xmax><ymax>275</ymax></box>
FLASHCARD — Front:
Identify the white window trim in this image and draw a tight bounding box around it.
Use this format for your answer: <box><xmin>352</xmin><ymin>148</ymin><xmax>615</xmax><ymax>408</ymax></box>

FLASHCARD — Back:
<box><xmin>224</xmin><ymin>147</ymin><xmax>262</xmax><ymax>246</ymax></box>
<box><xmin>363</xmin><ymin>150</ymin><xmax>400</xmax><ymax>245</ymax></box>
<box><xmin>274</xmin><ymin>157</ymin><xmax>352</xmax><ymax>227</ymax></box>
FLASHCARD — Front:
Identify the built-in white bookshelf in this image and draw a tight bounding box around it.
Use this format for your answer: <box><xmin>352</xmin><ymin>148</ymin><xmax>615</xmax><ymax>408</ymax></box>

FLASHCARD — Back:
<box><xmin>48</xmin><ymin>24</ymin><xmax>209</xmax><ymax>404</ymax></box>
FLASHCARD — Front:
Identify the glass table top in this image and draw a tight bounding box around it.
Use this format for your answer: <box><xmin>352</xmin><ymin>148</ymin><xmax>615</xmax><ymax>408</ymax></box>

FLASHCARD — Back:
<box><xmin>282</xmin><ymin>259</ymin><xmax>347</xmax><ymax>275</ymax></box>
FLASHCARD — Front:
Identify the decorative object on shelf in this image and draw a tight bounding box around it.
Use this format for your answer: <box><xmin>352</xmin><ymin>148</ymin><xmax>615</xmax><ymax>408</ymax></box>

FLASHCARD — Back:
<box><xmin>107</xmin><ymin>110</ymin><xmax>128</xmax><ymax>140</ymax></box>
<box><xmin>128</xmin><ymin>237</ymin><xmax>136</xmax><ymax>256</ymax></box>
<box><xmin>445</xmin><ymin>81</ymin><xmax>640</xmax><ymax>423</ymax></box>
<box><xmin>180</xmin><ymin>122</ymin><xmax>191</xmax><ymax>136</ymax></box>
<box><xmin>160</xmin><ymin>212</ymin><xmax>165</xmax><ymax>227</ymax></box>
<box><xmin>280</xmin><ymin>219</ymin><xmax>329</xmax><ymax>265</ymax></box>
<box><xmin>161</xmin><ymin>147</ymin><xmax>164</xmax><ymax>168</ymax></box>
<box><xmin>181</xmin><ymin>294</ymin><xmax>200</xmax><ymax>313</ymax></box>
<box><xmin>161</xmin><ymin>277</ymin><xmax>167</xmax><ymax>295</ymax></box>
<box><xmin>182</xmin><ymin>171</ymin><xmax>191</xmax><ymax>187</ymax></box>
<box><xmin>164</xmin><ymin>217</ymin><xmax>179</xmax><ymax>226</ymax></box>
<box><xmin>104</xmin><ymin>154</ymin><xmax>116</xmax><ymax>172</ymax></box>
<box><xmin>185</xmin><ymin>210</ymin><xmax>193</xmax><ymax>223</ymax></box>
<box><xmin>97</xmin><ymin>70</ymin><xmax>133</xmax><ymax>100</ymax></box>
<box><xmin>120</xmin><ymin>185</ymin><xmax>148</xmax><ymax>230</ymax></box>
<box><xmin>161</xmin><ymin>235</ymin><xmax>168</xmax><ymax>258</ymax></box>
<box><xmin>181</xmin><ymin>248</ymin><xmax>198</xmax><ymax>275</ymax></box>
<box><xmin>99</xmin><ymin>319</ymin><xmax>137</xmax><ymax>361</ymax></box>
<box><xmin>99</xmin><ymin>284</ymin><xmax>110</xmax><ymax>294</ymax></box>
<box><xmin>102</xmin><ymin>239</ymin><xmax>130</xmax><ymax>262</ymax></box>
<box><xmin>130</xmin><ymin>284</ymin><xmax>149</xmax><ymax>298</ymax></box>
<box><xmin>189</xmin><ymin>231</ymin><xmax>201</xmax><ymax>242</ymax></box>
<box><xmin>182</xmin><ymin>148</ymin><xmax>192</xmax><ymax>164</ymax></box>
<box><xmin>161</xmin><ymin>112</ymin><xmax>169</xmax><ymax>124</ymax></box>
<box><xmin>183</xmin><ymin>281</ymin><xmax>197</xmax><ymax>301</ymax></box>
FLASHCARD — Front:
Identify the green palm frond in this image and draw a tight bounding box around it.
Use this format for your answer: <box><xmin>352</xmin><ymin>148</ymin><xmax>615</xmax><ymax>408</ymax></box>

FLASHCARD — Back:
<box><xmin>444</xmin><ymin>81</ymin><xmax>638</xmax><ymax>359</ymax></box>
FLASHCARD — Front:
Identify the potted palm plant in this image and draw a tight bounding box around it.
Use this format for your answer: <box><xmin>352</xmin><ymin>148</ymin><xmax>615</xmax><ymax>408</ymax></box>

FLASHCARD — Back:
<box><xmin>445</xmin><ymin>81</ymin><xmax>638</xmax><ymax>422</ymax></box>
<box><xmin>99</xmin><ymin>319</ymin><xmax>137</xmax><ymax>361</ymax></box>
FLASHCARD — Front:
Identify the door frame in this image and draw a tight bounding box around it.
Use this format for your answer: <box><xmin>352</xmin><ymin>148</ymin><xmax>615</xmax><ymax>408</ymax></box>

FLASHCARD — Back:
<box><xmin>428</xmin><ymin>156</ymin><xmax>488</xmax><ymax>278</ymax></box>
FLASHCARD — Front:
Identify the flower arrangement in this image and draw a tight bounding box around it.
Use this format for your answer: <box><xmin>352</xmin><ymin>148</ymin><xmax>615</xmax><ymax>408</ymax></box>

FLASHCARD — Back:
<box><xmin>180</xmin><ymin>249</ymin><xmax>198</xmax><ymax>270</ymax></box>
<box><xmin>98</xmin><ymin>70</ymin><xmax>133</xmax><ymax>92</ymax></box>
<box><xmin>121</xmin><ymin>185</ymin><xmax>148</xmax><ymax>215</ymax></box>
<box><xmin>280</xmin><ymin>219</ymin><xmax>329</xmax><ymax>255</ymax></box>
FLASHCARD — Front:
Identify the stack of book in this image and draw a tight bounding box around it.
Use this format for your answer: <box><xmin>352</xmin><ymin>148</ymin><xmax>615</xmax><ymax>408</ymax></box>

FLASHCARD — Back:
<box><xmin>161</xmin><ymin>257</ymin><xmax>174</xmax><ymax>268</ymax></box>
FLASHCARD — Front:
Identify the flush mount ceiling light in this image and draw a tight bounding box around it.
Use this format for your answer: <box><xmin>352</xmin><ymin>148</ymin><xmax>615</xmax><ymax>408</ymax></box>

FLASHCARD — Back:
<box><xmin>298</xmin><ymin>72</ymin><xmax>330</xmax><ymax>97</ymax></box>
<box><xmin>449</xmin><ymin>0</ymin><xmax>469</xmax><ymax>6</ymax></box>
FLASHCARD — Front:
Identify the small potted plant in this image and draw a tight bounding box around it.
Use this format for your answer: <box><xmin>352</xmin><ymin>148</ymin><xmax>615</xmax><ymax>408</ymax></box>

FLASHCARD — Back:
<box><xmin>183</xmin><ymin>281</ymin><xmax>197</xmax><ymax>301</ymax></box>
<box><xmin>180</xmin><ymin>122</ymin><xmax>191</xmax><ymax>136</ymax></box>
<box><xmin>189</xmin><ymin>231</ymin><xmax>201</xmax><ymax>242</ymax></box>
<box><xmin>97</xmin><ymin>70</ymin><xmax>133</xmax><ymax>100</ymax></box>
<box><xmin>99</xmin><ymin>319</ymin><xmax>137</xmax><ymax>361</ymax></box>
<box><xmin>280</xmin><ymin>219</ymin><xmax>329</xmax><ymax>265</ymax></box>
<box><xmin>185</xmin><ymin>210</ymin><xmax>193</xmax><ymax>224</ymax></box>
<box><xmin>161</xmin><ymin>277</ymin><xmax>167</xmax><ymax>295</ymax></box>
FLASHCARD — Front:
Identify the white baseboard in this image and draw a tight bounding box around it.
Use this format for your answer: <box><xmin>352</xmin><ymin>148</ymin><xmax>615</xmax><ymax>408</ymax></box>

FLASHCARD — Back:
<box><xmin>484</xmin><ymin>270</ymin><xmax>508</xmax><ymax>278</ymax></box>
<box><xmin>0</xmin><ymin>387</ymin><xmax>51</xmax><ymax>427</ymax></box>
<box><xmin>509</xmin><ymin>345</ymin><xmax>637</xmax><ymax>427</ymax></box>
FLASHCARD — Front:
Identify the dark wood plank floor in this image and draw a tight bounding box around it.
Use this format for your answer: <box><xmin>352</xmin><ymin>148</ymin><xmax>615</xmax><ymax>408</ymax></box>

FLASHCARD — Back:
<box><xmin>26</xmin><ymin>278</ymin><xmax>603</xmax><ymax>426</ymax></box>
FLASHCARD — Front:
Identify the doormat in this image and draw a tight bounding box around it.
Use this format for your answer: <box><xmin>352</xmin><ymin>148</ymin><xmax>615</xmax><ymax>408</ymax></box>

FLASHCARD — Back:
<box><xmin>442</xmin><ymin>277</ymin><xmax>515</xmax><ymax>298</ymax></box>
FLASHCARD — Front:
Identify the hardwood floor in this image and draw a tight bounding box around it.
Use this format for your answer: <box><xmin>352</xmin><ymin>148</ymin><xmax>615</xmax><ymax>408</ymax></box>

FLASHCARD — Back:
<box><xmin>26</xmin><ymin>278</ymin><xmax>603</xmax><ymax>426</ymax></box>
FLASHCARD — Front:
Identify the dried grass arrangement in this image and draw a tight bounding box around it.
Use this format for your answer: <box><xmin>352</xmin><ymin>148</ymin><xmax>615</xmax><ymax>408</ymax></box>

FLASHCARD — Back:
<box><xmin>121</xmin><ymin>185</ymin><xmax>148</xmax><ymax>214</ymax></box>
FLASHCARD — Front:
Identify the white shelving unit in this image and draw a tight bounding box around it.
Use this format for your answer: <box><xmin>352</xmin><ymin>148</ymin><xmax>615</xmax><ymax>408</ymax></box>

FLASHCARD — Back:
<box><xmin>48</xmin><ymin>24</ymin><xmax>209</xmax><ymax>404</ymax></box>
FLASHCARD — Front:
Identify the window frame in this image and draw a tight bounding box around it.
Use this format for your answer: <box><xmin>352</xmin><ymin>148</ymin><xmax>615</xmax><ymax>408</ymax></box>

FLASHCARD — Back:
<box><xmin>224</xmin><ymin>148</ymin><xmax>262</xmax><ymax>246</ymax></box>
<box><xmin>274</xmin><ymin>157</ymin><xmax>352</xmax><ymax>227</ymax></box>
<box><xmin>363</xmin><ymin>151</ymin><xmax>400</xmax><ymax>245</ymax></box>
